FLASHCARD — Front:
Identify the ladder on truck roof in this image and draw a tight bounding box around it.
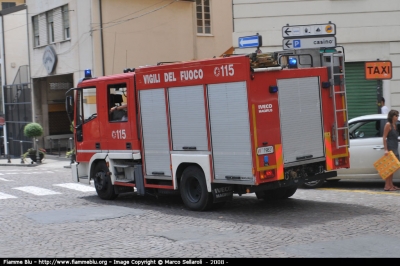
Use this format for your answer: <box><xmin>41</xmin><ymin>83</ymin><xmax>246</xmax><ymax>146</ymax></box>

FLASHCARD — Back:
<box><xmin>322</xmin><ymin>49</ymin><xmax>349</xmax><ymax>149</ymax></box>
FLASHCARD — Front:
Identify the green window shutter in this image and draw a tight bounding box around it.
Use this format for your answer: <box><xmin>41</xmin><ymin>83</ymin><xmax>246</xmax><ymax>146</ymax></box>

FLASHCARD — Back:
<box><xmin>345</xmin><ymin>62</ymin><xmax>379</xmax><ymax>120</ymax></box>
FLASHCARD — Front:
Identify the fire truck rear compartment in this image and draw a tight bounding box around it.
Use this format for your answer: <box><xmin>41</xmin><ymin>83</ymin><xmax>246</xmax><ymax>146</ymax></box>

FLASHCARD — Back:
<box><xmin>277</xmin><ymin>77</ymin><xmax>325</xmax><ymax>166</ymax></box>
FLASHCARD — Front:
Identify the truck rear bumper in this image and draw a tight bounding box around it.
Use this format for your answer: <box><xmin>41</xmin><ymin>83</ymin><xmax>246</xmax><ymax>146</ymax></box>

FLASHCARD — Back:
<box><xmin>246</xmin><ymin>171</ymin><xmax>337</xmax><ymax>193</ymax></box>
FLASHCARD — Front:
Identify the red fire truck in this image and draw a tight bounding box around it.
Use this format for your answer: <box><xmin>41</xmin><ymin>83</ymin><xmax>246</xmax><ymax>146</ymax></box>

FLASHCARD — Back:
<box><xmin>66</xmin><ymin>49</ymin><xmax>350</xmax><ymax>211</ymax></box>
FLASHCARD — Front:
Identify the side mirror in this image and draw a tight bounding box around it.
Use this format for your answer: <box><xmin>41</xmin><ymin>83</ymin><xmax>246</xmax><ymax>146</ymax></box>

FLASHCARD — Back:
<box><xmin>66</xmin><ymin>96</ymin><xmax>73</xmax><ymax>115</ymax></box>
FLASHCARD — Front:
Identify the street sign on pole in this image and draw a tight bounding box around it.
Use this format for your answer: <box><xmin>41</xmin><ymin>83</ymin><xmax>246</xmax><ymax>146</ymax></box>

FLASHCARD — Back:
<box><xmin>238</xmin><ymin>35</ymin><xmax>262</xmax><ymax>48</ymax></box>
<box><xmin>282</xmin><ymin>36</ymin><xmax>336</xmax><ymax>50</ymax></box>
<box><xmin>282</xmin><ymin>23</ymin><xmax>336</xmax><ymax>38</ymax></box>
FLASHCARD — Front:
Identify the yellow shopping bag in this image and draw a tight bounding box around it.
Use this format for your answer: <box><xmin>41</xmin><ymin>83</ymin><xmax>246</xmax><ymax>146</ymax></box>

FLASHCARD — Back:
<box><xmin>373</xmin><ymin>151</ymin><xmax>400</xmax><ymax>180</ymax></box>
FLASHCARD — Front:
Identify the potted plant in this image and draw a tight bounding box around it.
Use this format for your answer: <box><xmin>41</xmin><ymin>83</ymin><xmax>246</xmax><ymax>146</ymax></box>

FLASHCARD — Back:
<box><xmin>23</xmin><ymin>122</ymin><xmax>45</xmax><ymax>163</ymax></box>
<box><xmin>23</xmin><ymin>147</ymin><xmax>46</xmax><ymax>163</ymax></box>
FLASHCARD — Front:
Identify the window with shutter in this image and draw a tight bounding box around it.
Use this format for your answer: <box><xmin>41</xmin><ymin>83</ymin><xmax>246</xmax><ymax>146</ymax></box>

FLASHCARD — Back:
<box><xmin>47</xmin><ymin>10</ymin><xmax>54</xmax><ymax>43</ymax></box>
<box><xmin>62</xmin><ymin>5</ymin><xmax>70</xmax><ymax>40</ymax></box>
<box><xmin>39</xmin><ymin>13</ymin><xmax>48</xmax><ymax>46</ymax></box>
<box><xmin>33</xmin><ymin>16</ymin><xmax>40</xmax><ymax>47</ymax></box>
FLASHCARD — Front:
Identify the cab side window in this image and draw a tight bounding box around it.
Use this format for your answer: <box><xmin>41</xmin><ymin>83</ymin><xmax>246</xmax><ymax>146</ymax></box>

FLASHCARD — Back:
<box><xmin>108</xmin><ymin>83</ymin><xmax>127</xmax><ymax>122</ymax></box>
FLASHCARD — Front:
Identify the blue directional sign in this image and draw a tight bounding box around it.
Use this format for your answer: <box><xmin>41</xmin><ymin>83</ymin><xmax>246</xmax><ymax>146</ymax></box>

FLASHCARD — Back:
<box><xmin>238</xmin><ymin>35</ymin><xmax>262</xmax><ymax>48</ymax></box>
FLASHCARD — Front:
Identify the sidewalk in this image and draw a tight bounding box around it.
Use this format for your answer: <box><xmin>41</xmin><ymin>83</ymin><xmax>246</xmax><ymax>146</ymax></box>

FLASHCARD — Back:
<box><xmin>0</xmin><ymin>151</ymin><xmax>72</xmax><ymax>169</ymax></box>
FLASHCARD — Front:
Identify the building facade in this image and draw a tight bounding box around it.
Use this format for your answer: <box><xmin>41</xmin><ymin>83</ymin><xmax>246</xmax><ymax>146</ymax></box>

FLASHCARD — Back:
<box><xmin>16</xmin><ymin>0</ymin><xmax>232</xmax><ymax>157</ymax></box>
<box><xmin>232</xmin><ymin>0</ymin><xmax>400</xmax><ymax>119</ymax></box>
<box><xmin>0</xmin><ymin>2</ymin><xmax>29</xmax><ymax>156</ymax></box>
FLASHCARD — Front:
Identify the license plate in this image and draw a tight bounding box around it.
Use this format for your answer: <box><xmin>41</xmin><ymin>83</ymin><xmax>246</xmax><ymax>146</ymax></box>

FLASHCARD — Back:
<box><xmin>257</xmin><ymin>146</ymin><xmax>274</xmax><ymax>155</ymax></box>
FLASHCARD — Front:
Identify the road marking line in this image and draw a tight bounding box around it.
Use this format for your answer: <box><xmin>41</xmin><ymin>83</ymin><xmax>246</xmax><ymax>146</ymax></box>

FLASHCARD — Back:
<box><xmin>1</xmin><ymin>171</ymin><xmax>54</xmax><ymax>175</ymax></box>
<box><xmin>0</xmin><ymin>177</ymin><xmax>13</xmax><ymax>182</ymax></box>
<box><xmin>0</xmin><ymin>192</ymin><xmax>17</xmax><ymax>199</ymax></box>
<box><xmin>54</xmin><ymin>183</ymin><xmax>95</xmax><ymax>192</ymax></box>
<box><xmin>13</xmin><ymin>186</ymin><xmax>61</xmax><ymax>196</ymax></box>
<box><xmin>320</xmin><ymin>188</ymin><xmax>400</xmax><ymax>196</ymax></box>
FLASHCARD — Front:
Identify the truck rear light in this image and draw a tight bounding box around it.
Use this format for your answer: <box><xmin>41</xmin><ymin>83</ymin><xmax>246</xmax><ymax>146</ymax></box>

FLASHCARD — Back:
<box><xmin>260</xmin><ymin>170</ymin><xmax>275</xmax><ymax>179</ymax></box>
<box><xmin>266</xmin><ymin>170</ymin><xmax>274</xmax><ymax>178</ymax></box>
<box><xmin>335</xmin><ymin>157</ymin><xmax>347</xmax><ymax>166</ymax></box>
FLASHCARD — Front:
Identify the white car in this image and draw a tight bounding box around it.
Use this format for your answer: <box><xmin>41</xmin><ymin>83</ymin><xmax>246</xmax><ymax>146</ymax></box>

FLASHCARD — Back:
<box><xmin>303</xmin><ymin>114</ymin><xmax>400</xmax><ymax>188</ymax></box>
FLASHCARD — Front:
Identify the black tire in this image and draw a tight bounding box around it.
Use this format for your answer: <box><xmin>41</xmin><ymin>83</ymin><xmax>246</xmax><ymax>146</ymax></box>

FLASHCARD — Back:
<box><xmin>302</xmin><ymin>179</ymin><xmax>325</xmax><ymax>189</ymax></box>
<box><xmin>93</xmin><ymin>161</ymin><xmax>118</xmax><ymax>200</ymax></box>
<box><xmin>256</xmin><ymin>188</ymin><xmax>286</xmax><ymax>200</ymax></box>
<box><xmin>282</xmin><ymin>185</ymin><xmax>298</xmax><ymax>198</ymax></box>
<box><xmin>326</xmin><ymin>179</ymin><xmax>340</xmax><ymax>183</ymax></box>
<box><xmin>180</xmin><ymin>166</ymin><xmax>213</xmax><ymax>211</ymax></box>
<box><xmin>211</xmin><ymin>201</ymin><xmax>226</xmax><ymax>210</ymax></box>
<box><xmin>256</xmin><ymin>185</ymin><xmax>298</xmax><ymax>200</ymax></box>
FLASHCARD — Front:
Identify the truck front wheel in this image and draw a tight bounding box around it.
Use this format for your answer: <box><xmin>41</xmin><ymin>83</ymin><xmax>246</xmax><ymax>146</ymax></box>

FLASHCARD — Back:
<box><xmin>180</xmin><ymin>166</ymin><xmax>213</xmax><ymax>211</ymax></box>
<box><xmin>93</xmin><ymin>161</ymin><xmax>118</xmax><ymax>200</ymax></box>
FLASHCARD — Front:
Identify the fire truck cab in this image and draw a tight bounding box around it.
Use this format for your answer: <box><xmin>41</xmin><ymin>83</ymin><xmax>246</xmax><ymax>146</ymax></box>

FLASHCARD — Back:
<box><xmin>66</xmin><ymin>48</ymin><xmax>350</xmax><ymax>211</ymax></box>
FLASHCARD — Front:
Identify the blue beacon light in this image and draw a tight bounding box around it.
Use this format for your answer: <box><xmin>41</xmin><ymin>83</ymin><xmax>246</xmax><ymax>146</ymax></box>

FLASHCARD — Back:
<box><xmin>288</xmin><ymin>57</ymin><xmax>298</xmax><ymax>68</ymax></box>
<box><xmin>84</xmin><ymin>69</ymin><xmax>92</xmax><ymax>78</ymax></box>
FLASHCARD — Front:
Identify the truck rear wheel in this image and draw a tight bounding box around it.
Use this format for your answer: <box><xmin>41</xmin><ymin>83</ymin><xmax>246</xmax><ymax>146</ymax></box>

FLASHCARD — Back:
<box><xmin>302</xmin><ymin>179</ymin><xmax>325</xmax><ymax>189</ymax></box>
<box><xmin>283</xmin><ymin>185</ymin><xmax>298</xmax><ymax>198</ymax></box>
<box><xmin>256</xmin><ymin>188</ymin><xmax>285</xmax><ymax>200</ymax></box>
<box><xmin>180</xmin><ymin>166</ymin><xmax>213</xmax><ymax>211</ymax></box>
<box><xmin>256</xmin><ymin>185</ymin><xmax>297</xmax><ymax>200</ymax></box>
<box><xmin>93</xmin><ymin>161</ymin><xmax>118</xmax><ymax>200</ymax></box>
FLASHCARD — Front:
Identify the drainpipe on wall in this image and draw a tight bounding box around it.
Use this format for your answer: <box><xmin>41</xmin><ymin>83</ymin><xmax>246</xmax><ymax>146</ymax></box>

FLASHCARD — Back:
<box><xmin>0</xmin><ymin>14</ymin><xmax>7</xmax><ymax>155</ymax></box>
<box><xmin>0</xmin><ymin>17</ymin><xmax>6</xmax><ymax>87</ymax></box>
<box><xmin>99</xmin><ymin>0</ymin><xmax>105</xmax><ymax>76</ymax></box>
<box><xmin>191</xmin><ymin>1</ymin><xmax>197</xmax><ymax>60</ymax></box>
<box><xmin>26</xmin><ymin>5</ymin><xmax>32</xmax><ymax>121</ymax></box>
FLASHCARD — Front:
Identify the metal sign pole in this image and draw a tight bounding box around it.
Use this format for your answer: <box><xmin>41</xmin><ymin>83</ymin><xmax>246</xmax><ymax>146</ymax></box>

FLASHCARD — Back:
<box><xmin>377</xmin><ymin>79</ymin><xmax>382</xmax><ymax>114</ymax></box>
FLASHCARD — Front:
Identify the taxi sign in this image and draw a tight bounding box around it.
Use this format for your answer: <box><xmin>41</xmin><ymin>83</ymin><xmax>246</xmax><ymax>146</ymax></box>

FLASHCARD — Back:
<box><xmin>365</xmin><ymin>61</ymin><xmax>392</xmax><ymax>80</ymax></box>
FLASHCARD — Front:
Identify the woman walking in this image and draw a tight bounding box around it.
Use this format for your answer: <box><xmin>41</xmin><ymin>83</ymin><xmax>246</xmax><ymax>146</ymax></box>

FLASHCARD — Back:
<box><xmin>383</xmin><ymin>109</ymin><xmax>400</xmax><ymax>191</ymax></box>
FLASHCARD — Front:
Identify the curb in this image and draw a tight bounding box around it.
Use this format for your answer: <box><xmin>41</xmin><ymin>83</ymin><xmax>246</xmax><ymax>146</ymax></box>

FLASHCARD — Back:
<box><xmin>0</xmin><ymin>163</ymin><xmax>38</xmax><ymax>167</ymax></box>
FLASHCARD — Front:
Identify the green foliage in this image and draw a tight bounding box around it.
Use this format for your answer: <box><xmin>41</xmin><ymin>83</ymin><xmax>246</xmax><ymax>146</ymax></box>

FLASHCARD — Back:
<box><xmin>66</xmin><ymin>148</ymin><xmax>75</xmax><ymax>158</ymax></box>
<box><xmin>22</xmin><ymin>148</ymin><xmax>46</xmax><ymax>161</ymax></box>
<box><xmin>23</xmin><ymin>123</ymin><xmax>44</xmax><ymax>138</ymax></box>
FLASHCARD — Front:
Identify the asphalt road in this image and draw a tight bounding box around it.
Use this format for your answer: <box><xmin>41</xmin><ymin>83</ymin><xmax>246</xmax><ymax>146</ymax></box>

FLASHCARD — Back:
<box><xmin>0</xmin><ymin>161</ymin><xmax>400</xmax><ymax>259</ymax></box>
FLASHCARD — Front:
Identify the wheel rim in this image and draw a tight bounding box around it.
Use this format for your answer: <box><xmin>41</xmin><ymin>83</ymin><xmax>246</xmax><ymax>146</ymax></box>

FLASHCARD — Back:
<box><xmin>185</xmin><ymin>176</ymin><xmax>201</xmax><ymax>203</ymax></box>
<box><xmin>304</xmin><ymin>180</ymin><xmax>321</xmax><ymax>186</ymax></box>
<box><xmin>94</xmin><ymin>171</ymin><xmax>107</xmax><ymax>191</ymax></box>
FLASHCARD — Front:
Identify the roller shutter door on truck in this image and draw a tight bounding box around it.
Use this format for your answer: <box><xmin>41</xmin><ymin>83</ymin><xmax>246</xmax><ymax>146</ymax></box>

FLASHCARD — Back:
<box><xmin>168</xmin><ymin>85</ymin><xmax>208</xmax><ymax>151</ymax></box>
<box><xmin>277</xmin><ymin>77</ymin><xmax>325</xmax><ymax>165</ymax></box>
<box><xmin>139</xmin><ymin>89</ymin><xmax>171</xmax><ymax>178</ymax></box>
<box><xmin>208</xmin><ymin>81</ymin><xmax>253</xmax><ymax>181</ymax></box>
